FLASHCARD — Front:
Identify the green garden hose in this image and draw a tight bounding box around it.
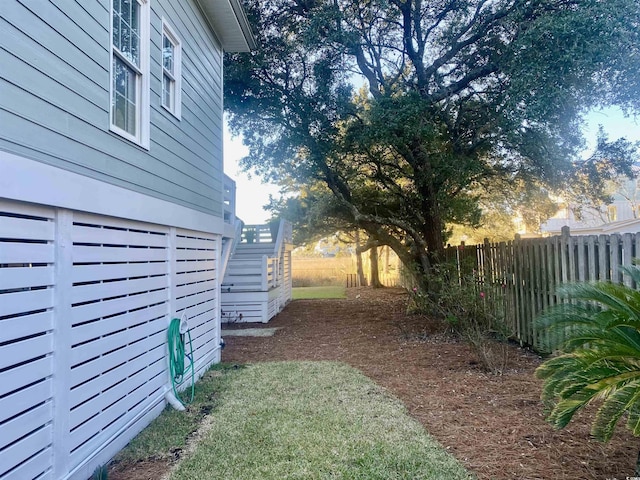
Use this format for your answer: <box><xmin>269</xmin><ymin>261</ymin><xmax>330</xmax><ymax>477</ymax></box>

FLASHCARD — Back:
<box><xmin>168</xmin><ymin>317</ymin><xmax>195</xmax><ymax>407</ymax></box>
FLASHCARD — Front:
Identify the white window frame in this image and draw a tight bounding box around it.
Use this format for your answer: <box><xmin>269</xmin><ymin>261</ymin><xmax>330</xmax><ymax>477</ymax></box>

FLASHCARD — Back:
<box><xmin>161</xmin><ymin>19</ymin><xmax>182</xmax><ymax>119</ymax></box>
<box><xmin>110</xmin><ymin>0</ymin><xmax>151</xmax><ymax>149</ymax></box>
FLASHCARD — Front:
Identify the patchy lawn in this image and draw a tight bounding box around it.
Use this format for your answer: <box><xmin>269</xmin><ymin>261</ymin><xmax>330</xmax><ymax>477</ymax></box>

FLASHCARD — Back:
<box><xmin>172</xmin><ymin>362</ymin><xmax>471</xmax><ymax>479</ymax></box>
<box><xmin>109</xmin><ymin>362</ymin><xmax>471</xmax><ymax>480</ymax></box>
<box><xmin>225</xmin><ymin>288</ymin><xmax>639</xmax><ymax>480</ymax></box>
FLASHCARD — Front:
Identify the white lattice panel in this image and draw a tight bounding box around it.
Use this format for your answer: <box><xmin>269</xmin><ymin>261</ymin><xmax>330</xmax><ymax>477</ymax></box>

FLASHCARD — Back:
<box><xmin>0</xmin><ymin>200</ymin><xmax>55</xmax><ymax>480</ymax></box>
<box><xmin>175</xmin><ymin>230</ymin><xmax>218</xmax><ymax>366</ymax></box>
<box><xmin>1</xmin><ymin>202</ymin><xmax>224</xmax><ymax>479</ymax></box>
<box><xmin>67</xmin><ymin>216</ymin><xmax>169</xmax><ymax>466</ymax></box>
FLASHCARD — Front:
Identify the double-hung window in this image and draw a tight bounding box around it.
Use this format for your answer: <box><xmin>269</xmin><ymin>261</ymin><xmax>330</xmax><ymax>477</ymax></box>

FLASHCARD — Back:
<box><xmin>111</xmin><ymin>0</ymin><xmax>150</xmax><ymax>147</ymax></box>
<box><xmin>161</xmin><ymin>20</ymin><xmax>182</xmax><ymax>118</ymax></box>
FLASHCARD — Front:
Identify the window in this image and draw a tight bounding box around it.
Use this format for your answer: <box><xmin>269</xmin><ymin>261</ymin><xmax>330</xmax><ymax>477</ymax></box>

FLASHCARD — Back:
<box><xmin>607</xmin><ymin>205</ymin><xmax>618</xmax><ymax>222</ymax></box>
<box><xmin>111</xmin><ymin>0</ymin><xmax>150</xmax><ymax>147</ymax></box>
<box><xmin>161</xmin><ymin>20</ymin><xmax>182</xmax><ymax>118</ymax></box>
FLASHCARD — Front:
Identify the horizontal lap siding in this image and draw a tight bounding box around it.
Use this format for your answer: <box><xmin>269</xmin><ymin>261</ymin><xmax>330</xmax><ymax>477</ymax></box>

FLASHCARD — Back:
<box><xmin>0</xmin><ymin>201</ymin><xmax>56</xmax><ymax>480</ymax></box>
<box><xmin>0</xmin><ymin>0</ymin><xmax>224</xmax><ymax>217</ymax></box>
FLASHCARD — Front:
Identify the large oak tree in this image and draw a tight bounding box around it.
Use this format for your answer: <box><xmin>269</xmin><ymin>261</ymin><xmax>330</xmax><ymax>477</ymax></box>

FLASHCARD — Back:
<box><xmin>225</xmin><ymin>0</ymin><xmax>640</xmax><ymax>285</ymax></box>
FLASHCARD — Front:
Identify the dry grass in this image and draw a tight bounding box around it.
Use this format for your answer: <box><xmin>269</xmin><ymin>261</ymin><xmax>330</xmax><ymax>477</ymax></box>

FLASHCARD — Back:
<box><xmin>292</xmin><ymin>257</ymin><xmax>358</xmax><ymax>287</ymax></box>
<box><xmin>292</xmin><ymin>256</ymin><xmax>401</xmax><ymax>287</ymax></box>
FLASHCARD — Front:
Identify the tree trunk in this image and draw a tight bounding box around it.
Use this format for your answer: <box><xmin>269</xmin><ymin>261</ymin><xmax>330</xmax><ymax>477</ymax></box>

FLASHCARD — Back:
<box><xmin>370</xmin><ymin>246</ymin><xmax>383</xmax><ymax>288</ymax></box>
<box><xmin>636</xmin><ymin>448</ymin><xmax>640</xmax><ymax>476</ymax></box>
<box><xmin>423</xmin><ymin>215</ymin><xmax>445</xmax><ymax>263</ymax></box>
<box><xmin>384</xmin><ymin>246</ymin><xmax>390</xmax><ymax>274</ymax></box>
<box><xmin>355</xmin><ymin>231</ymin><xmax>367</xmax><ymax>287</ymax></box>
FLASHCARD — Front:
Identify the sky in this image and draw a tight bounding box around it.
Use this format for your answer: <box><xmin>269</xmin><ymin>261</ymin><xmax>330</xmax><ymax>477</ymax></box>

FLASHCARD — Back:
<box><xmin>224</xmin><ymin>107</ymin><xmax>640</xmax><ymax>225</ymax></box>
<box><xmin>223</xmin><ymin>128</ymin><xmax>277</xmax><ymax>225</ymax></box>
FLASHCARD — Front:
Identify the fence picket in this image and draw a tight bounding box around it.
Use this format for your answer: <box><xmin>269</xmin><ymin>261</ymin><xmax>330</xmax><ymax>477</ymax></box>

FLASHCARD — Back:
<box><xmin>587</xmin><ymin>236</ymin><xmax>597</xmax><ymax>282</ymax></box>
<box><xmin>623</xmin><ymin>233</ymin><xmax>634</xmax><ymax>287</ymax></box>
<box><xmin>442</xmin><ymin>227</ymin><xmax>640</xmax><ymax>351</ymax></box>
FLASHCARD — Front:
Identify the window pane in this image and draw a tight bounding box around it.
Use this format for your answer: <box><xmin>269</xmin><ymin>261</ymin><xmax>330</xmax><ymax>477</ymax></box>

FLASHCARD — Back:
<box><xmin>130</xmin><ymin>0</ymin><xmax>139</xmax><ymax>37</ymax></box>
<box><xmin>163</xmin><ymin>74</ymin><xmax>172</xmax><ymax>109</ymax></box>
<box><xmin>113</xmin><ymin>0</ymin><xmax>140</xmax><ymax>66</ymax></box>
<box><xmin>131</xmin><ymin>1</ymin><xmax>140</xmax><ymax>65</ymax></box>
<box><xmin>120</xmin><ymin>18</ymin><xmax>130</xmax><ymax>59</ymax></box>
<box><xmin>126</xmin><ymin>96</ymin><xmax>137</xmax><ymax>136</ymax></box>
<box><xmin>123</xmin><ymin>0</ymin><xmax>131</xmax><ymax>24</ymax></box>
<box><xmin>112</xmin><ymin>12</ymin><xmax>120</xmax><ymax>49</ymax></box>
<box><xmin>114</xmin><ymin>90</ymin><xmax>127</xmax><ymax>131</ymax></box>
<box><xmin>163</xmin><ymin>35</ymin><xmax>173</xmax><ymax>73</ymax></box>
<box><xmin>112</xmin><ymin>56</ymin><xmax>137</xmax><ymax>136</ymax></box>
<box><xmin>131</xmin><ymin>30</ymin><xmax>140</xmax><ymax>66</ymax></box>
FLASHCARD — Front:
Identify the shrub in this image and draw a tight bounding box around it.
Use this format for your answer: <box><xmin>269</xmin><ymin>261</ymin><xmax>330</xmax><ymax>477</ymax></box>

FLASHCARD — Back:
<box><xmin>409</xmin><ymin>262</ymin><xmax>511</xmax><ymax>374</ymax></box>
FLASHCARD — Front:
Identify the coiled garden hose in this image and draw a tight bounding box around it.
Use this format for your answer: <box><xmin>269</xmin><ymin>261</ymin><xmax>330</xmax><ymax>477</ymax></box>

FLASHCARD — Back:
<box><xmin>168</xmin><ymin>317</ymin><xmax>195</xmax><ymax>407</ymax></box>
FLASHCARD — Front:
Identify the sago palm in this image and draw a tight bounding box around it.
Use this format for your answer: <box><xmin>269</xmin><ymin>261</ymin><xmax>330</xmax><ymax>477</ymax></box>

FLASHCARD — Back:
<box><xmin>535</xmin><ymin>264</ymin><xmax>640</xmax><ymax>474</ymax></box>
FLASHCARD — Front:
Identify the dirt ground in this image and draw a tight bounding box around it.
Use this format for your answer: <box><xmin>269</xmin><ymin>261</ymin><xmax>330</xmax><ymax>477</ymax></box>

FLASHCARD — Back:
<box><xmin>111</xmin><ymin>287</ymin><xmax>638</xmax><ymax>480</ymax></box>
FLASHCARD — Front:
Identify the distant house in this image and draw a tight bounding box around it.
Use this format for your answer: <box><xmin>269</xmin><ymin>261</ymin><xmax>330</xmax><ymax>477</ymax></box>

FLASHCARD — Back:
<box><xmin>541</xmin><ymin>177</ymin><xmax>640</xmax><ymax>235</ymax></box>
<box><xmin>0</xmin><ymin>1</ymin><xmax>254</xmax><ymax>478</ymax></box>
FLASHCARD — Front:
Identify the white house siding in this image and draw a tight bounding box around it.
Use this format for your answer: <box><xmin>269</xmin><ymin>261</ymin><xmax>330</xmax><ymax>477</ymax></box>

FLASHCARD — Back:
<box><xmin>0</xmin><ymin>0</ymin><xmax>225</xmax><ymax>217</ymax></box>
<box><xmin>0</xmin><ymin>198</ymin><xmax>223</xmax><ymax>480</ymax></box>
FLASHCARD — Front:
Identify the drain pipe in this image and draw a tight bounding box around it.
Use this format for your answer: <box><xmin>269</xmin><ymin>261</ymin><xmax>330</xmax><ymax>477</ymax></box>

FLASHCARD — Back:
<box><xmin>164</xmin><ymin>388</ymin><xmax>186</xmax><ymax>411</ymax></box>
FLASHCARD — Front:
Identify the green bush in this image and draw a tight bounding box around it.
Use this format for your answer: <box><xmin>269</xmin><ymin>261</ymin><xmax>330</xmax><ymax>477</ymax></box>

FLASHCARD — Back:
<box><xmin>409</xmin><ymin>262</ymin><xmax>511</xmax><ymax>374</ymax></box>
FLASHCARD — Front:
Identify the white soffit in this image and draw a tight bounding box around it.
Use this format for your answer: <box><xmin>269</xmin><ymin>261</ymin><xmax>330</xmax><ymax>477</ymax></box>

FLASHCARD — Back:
<box><xmin>198</xmin><ymin>0</ymin><xmax>256</xmax><ymax>52</ymax></box>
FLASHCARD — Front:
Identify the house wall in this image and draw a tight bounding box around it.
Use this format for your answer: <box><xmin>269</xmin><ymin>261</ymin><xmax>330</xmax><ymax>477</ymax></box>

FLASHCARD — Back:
<box><xmin>0</xmin><ymin>0</ymin><xmax>225</xmax><ymax>218</ymax></box>
<box><xmin>541</xmin><ymin>178</ymin><xmax>640</xmax><ymax>235</ymax></box>
<box><xmin>0</xmin><ymin>1</ymin><xmax>244</xmax><ymax>478</ymax></box>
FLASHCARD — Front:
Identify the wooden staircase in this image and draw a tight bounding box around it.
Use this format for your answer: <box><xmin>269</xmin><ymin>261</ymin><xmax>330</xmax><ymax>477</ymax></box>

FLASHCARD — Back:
<box><xmin>220</xmin><ymin>221</ymin><xmax>293</xmax><ymax>323</ymax></box>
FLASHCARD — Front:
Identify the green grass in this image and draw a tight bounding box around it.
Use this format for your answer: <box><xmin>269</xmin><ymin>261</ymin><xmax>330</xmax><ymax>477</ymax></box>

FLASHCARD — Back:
<box><xmin>112</xmin><ymin>363</ymin><xmax>242</xmax><ymax>463</ymax></box>
<box><xmin>113</xmin><ymin>362</ymin><xmax>472</xmax><ymax>479</ymax></box>
<box><xmin>292</xmin><ymin>286</ymin><xmax>346</xmax><ymax>299</ymax></box>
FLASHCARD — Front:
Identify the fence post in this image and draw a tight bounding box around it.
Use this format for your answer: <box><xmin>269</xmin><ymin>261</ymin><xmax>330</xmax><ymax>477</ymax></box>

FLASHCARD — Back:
<box><xmin>483</xmin><ymin>238</ymin><xmax>491</xmax><ymax>285</ymax></box>
<box><xmin>560</xmin><ymin>226</ymin><xmax>571</xmax><ymax>286</ymax></box>
<box><xmin>598</xmin><ymin>234</ymin><xmax>609</xmax><ymax>281</ymax></box>
<box><xmin>52</xmin><ymin>209</ymin><xmax>73</xmax><ymax>478</ymax></box>
<box><xmin>622</xmin><ymin>233</ymin><xmax>633</xmax><ymax>287</ymax></box>
<box><xmin>611</xmin><ymin>233</ymin><xmax>622</xmax><ymax>284</ymax></box>
<box><xmin>262</xmin><ymin>255</ymin><xmax>268</xmax><ymax>291</ymax></box>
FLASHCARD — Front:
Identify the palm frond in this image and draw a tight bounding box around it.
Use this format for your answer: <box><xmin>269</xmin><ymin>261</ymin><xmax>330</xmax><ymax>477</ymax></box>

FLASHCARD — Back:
<box><xmin>593</xmin><ymin>380</ymin><xmax>640</xmax><ymax>442</ymax></box>
<box><xmin>557</xmin><ymin>282</ymin><xmax>640</xmax><ymax>320</ymax></box>
<box><xmin>535</xmin><ymin>264</ymin><xmax>640</xmax><ymax>443</ymax></box>
<box><xmin>627</xmin><ymin>396</ymin><xmax>640</xmax><ymax>437</ymax></box>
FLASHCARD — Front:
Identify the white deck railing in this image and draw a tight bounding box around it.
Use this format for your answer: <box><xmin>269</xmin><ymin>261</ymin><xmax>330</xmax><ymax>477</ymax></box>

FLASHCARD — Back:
<box><xmin>222</xmin><ymin>174</ymin><xmax>236</xmax><ymax>226</ymax></box>
<box><xmin>221</xmin><ymin>220</ymin><xmax>293</xmax><ymax>322</ymax></box>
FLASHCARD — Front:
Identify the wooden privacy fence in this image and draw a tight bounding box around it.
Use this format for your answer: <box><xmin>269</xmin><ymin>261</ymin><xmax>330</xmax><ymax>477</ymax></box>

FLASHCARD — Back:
<box><xmin>445</xmin><ymin>227</ymin><xmax>640</xmax><ymax>352</ymax></box>
<box><xmin>345</xmin><ymin>273</ymin><xmax>401</xmax><ymax>288</ymax></box>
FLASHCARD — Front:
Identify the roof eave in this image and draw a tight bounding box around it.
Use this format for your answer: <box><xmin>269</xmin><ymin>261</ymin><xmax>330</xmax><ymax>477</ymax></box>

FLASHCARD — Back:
<box><xmin>197</xmin><ymin>0</ymin><xmax>256</xmax><ymax>52</ymax></box>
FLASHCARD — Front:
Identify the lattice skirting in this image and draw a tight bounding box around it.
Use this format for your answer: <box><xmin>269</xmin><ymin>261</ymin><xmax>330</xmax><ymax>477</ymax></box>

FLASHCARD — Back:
<box><xmin>0</xmin><ymin>198</ymin><xmax>222</xmax><ymax>480</ymax></box>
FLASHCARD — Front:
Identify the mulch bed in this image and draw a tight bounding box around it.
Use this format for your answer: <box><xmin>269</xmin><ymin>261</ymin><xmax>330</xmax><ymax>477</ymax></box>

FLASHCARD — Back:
<box><xmin>223</xmin><ymin>287</ymin><xmax>638</xmax><ymax>480</ymax></box>
<box><xmin>110</xmin><ymin>287</ymin><xmax>638</xmax><ymax>479</ymax></box>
